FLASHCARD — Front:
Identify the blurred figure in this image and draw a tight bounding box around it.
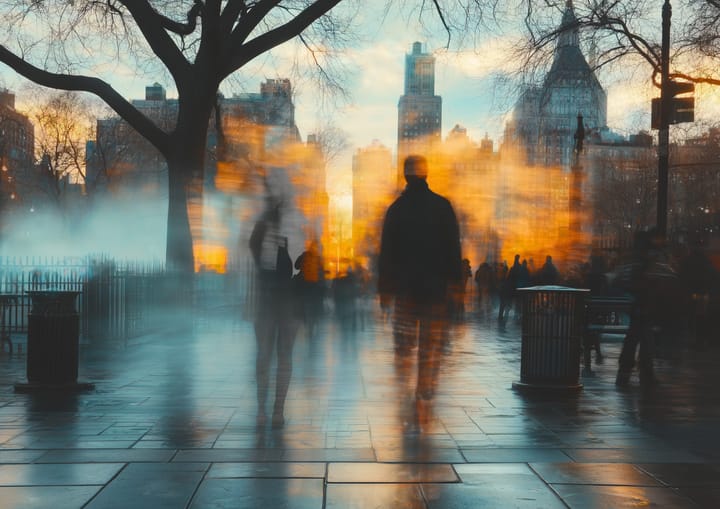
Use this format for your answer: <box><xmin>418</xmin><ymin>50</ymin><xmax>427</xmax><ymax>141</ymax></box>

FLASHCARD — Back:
<box><xmin>353</xmin><ymin>261</ymin><xmax>372</xmax><ymax>331</ymax></box>
<box><xmin>582</xmin><ymin>253</ymin><xmax>610</xmax><ymax>367</ymax></box>
<box><xmin>453</xmin><ymin>258</ymin><xmax>473</xmax><ymax>320</ymax></box>
<box><xmin>333</xmin><ymin>266</ymin><xmax>359</xmax><ymax>332</ymax></box>
<box><xmin>378</xmin><ymin>155</ymin><xmax>462</xmax><ymax>427</ymax></box>
<box><xmin>293</xmin><ymin>241</ymin><xmax>325</xmax><ymax>339</ymax></box>
<box><xmin>498</xmin><ymin>254</ymin><xmax>521</xmax><ymax>322</ymax></box>
<box><xmin>584</xmin><ymin>253</ymin><xmax>609</xmax><ymax>295</ymax></box>
<box><xmin>248</xmin><ymin>193</ymin><xmax>300</xmax><ymax>429</ymax></box>
<box><xmin>519</xmin><ymin>259</ymin><xmax>532</xmax><ymax>288</ymax></box>
<box><xmin>615</xmin><ymin>229</ymin><xmax>677</xmax><ymax>388</ymax></box>
<box><xmin>536</xmin><ymin>255</ymin><xmax>560</xmax><ymax>286</ymax></box>
<box><xmin>474</xmin><ymin>259</ymin><xmax>496</xmax><ymax>319</ymax></box>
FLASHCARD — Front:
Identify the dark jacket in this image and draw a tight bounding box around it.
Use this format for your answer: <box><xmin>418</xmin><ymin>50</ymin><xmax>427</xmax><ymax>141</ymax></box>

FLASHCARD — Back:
<box><xmin>378</xmin><ymin>179</ymin><xmax>462</xmax><ymax>303</ymax></box>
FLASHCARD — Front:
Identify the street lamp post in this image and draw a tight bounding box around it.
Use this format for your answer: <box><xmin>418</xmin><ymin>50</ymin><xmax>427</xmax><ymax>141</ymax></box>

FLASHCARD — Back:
<box><xmin>657</xmin><ymin>0</ymin><xmax>672</xmax><ymax>237</ymax></box>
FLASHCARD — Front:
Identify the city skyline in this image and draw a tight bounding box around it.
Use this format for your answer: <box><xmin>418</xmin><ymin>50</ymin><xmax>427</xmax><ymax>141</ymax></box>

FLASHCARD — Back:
<box><xmin>3</xmin><ymin>0</ymin><xmax>720</xmax><ymax>200</ymax></box>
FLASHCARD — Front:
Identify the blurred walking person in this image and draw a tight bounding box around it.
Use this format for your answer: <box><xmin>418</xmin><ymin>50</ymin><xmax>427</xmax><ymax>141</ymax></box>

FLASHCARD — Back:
<box><xmin>474</xmin><ymin>259</ymin><xmax>496</xmax><ymax>319</ymax></box>
<box><xmin>498</xmin><ymin>254</ymin><xmax>522</xmax><ymax>322</ymax></box>
<box><xmin>615</xmin><ymin>229</ymin><xmax>677</xmax><ymax>388</ymax></box>
<box><xmin>249</xmin><ymin>187</ymin><xmax>300</xmax><ymax>429</ymax></box>
<box><xmin>378</xmin><ymin>155</ymin><xmax>463</xmax><ymax>429</ymax></box>
<box><xmin>293</xmin><ymin>241</ymin><xmax>325</xmax><ymax>339</ymax></box>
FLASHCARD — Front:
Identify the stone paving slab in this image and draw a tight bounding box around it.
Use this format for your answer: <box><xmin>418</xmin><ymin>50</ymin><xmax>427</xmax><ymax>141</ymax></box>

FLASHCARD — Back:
<box><xmin>327</xmin><ymin>462</ymin><xmax>459</xmax><ymax>483</ymax></box>
<box><xmin>551</xmin><ymin>484</ymin><xmax>701</xmax><ymax>508</ymax></box>
<box><xmin>0</xmin><ymin>463</ymin><xmax>124</xmax><ymax>486</ymax></box>
<box><xmin>36</xmin><ymin>448</ymin><xmax>176</xmax><ymax>463</ymax></box>
<box><xmin>189</xmin><ymin>478</ymin><xmax>324</xmax><ymax>509</ymax></box>
<box><xmin>0</xmin><ymin>486</ymin><xmax>102</xmax><ymax>509</ymax></box>
<box><xmin>85</xmin><ymin>463</ymin><xmax>208</xmax><ymax>509</ymax></box>
<box><xmin>0</xmin><ymin>313</ymin><xmax>719</xmax><ymax>507</ymax></box>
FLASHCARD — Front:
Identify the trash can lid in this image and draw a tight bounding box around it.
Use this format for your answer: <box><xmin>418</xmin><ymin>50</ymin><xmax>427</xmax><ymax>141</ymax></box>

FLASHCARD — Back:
<box><xmin>517</xmin><ymin>285</ymin><xmax>590</xmax><ymax>293</ymax></box>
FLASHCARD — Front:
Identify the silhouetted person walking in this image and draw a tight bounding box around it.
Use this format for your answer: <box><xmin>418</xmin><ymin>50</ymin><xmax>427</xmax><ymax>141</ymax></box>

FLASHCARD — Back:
<box><xmin>537</xmin><ymin>255</ymin><xmax>560</xmax><ymax>286</ymax></box>
<box><xmin>378</xmin><ymin>155</ymin><xmax>462</xmax><ymax>428</ymax></box>
<box><xmin>474</xmin><ymin>260</ymin><xmax>496</xmax><ymax>318</ymax></box>
<box><xmin>615</xmin><ymin>229</ymin><xmax>676</xmax><ymax>388</ymax></box>
<box><xmin>499</xmin><ymin>254</ymin><xmax>522</xmax><ymax>322</ymax></box>
<box><xmin>293</xmin><ymin>241</ymin><xmax>325</xmax><ymax>338</ymax></box>
<box><xmin>249</xmin><ymin>194</ymin><xmax>300</xmax><ymax>429</ymax></box>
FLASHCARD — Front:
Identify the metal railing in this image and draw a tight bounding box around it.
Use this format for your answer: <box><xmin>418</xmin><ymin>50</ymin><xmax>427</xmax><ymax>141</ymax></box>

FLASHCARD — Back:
<box><xmin>0</xmin><ymin>256</ymin><xmax>245</xmax><ymax>341</ymax></box>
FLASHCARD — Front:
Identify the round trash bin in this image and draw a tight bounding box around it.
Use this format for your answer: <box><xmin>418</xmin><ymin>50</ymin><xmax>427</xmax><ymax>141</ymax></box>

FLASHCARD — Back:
<box><xmin>512</xmin><ymin>285</ymin><xmax>589</xmax><ymax>392</ymax></box>
<box><xmin>15</xmin><ymin>290</ymin><xmax>93</xmax><ymax>392</ymax></box>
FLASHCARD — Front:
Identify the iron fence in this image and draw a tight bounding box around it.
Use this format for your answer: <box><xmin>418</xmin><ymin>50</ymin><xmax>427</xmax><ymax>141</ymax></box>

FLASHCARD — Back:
<box><xmin>0</xmin><ymin>256</ymin><xmax>245</xmax><ymax>342</ymax></box>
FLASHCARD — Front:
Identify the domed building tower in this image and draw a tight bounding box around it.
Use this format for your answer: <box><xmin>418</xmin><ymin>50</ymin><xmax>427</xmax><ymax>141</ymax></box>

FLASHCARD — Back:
<box><xmin>510</xmin><ymin>0</ymin><xmax>607</xmax><ymax>167</ymax></box>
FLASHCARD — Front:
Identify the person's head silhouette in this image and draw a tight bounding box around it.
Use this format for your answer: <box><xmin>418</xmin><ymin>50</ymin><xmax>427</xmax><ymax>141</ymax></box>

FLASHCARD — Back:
<box><xmin>403</xmin><ymin>155</ymin><xmax>428</xmax><ymax>183</ymax></box>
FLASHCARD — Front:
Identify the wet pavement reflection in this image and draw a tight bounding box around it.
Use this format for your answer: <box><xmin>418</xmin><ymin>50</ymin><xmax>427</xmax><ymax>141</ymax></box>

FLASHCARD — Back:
<box><xmin>1</xmin><ymin>307</ymin><xmax>720</xmax><ymax>508</ymax></box>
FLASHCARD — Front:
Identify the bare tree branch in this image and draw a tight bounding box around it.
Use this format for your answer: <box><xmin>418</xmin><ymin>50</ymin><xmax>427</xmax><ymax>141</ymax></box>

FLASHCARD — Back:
<box><xmin>0</xmin><ymin>45</ymin><xmax>170</xmax><ymax>154</ymax></box>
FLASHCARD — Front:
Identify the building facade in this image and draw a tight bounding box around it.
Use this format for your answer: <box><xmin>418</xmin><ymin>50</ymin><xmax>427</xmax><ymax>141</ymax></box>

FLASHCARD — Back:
<box><xmin>352</xmin><ymin>140</ymin><xmax>394</xmax><ymax>266</ymax></box>
<box><xmin>397</xmin><ymin>42</ymin><xmax>442</xmax><ymax>186</ymax></box>
<box><xmin>0</xmin><ymin>90</ymin><xmax>34</xmax><ymax>210</ymax></box>
<box><xmin>507</xmin><ymin>0</ymin><xmax>607</xmax><ymax>167</ymax></box>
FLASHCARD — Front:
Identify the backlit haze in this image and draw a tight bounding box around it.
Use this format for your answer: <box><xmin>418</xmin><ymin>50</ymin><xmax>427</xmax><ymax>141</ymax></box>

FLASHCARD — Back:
<box><xmin>2</xmin><ymin>1</ymin><xmax>720</xmax><ymax>271</ymax></box>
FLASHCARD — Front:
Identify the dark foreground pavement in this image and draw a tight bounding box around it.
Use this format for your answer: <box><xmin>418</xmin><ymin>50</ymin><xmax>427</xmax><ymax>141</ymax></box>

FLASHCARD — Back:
<box><xmin>1</xmin><ymin>307</ymin><xmax>720</xmax><ymax>508</ymax></box>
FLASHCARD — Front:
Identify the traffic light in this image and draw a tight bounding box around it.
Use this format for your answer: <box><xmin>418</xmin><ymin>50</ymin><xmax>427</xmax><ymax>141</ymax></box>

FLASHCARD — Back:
<box><xmin>651</xmin><ymin>79</ymin><xmax>695</xmax><ymax>129</ymax></box>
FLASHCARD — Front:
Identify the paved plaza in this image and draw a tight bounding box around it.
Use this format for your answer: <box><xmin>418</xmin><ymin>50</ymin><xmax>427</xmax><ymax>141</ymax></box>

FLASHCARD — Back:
<box><xmin>1</xmin><ymin>306</ymin><xmax>720</xmax><ymax>508</ymax></box>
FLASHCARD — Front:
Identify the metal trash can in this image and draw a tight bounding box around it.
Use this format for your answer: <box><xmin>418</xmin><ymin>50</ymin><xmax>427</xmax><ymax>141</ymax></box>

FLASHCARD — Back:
<box><xmin>15</xmin><ymin>290</ymin><xmax>93</xmax><ymax>392</ymax></box>
<box><xmin>512</xmin><ymin>286</ymin><xmax>589</xmax><ymax>391</ymax></box>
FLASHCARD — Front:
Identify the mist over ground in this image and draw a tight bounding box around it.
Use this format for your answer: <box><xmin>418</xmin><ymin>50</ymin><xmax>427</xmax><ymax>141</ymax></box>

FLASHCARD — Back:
<box><xmin>0</xmin><ymin>195</ymin><xmax>168</xmax><ymax>263</ymax></box>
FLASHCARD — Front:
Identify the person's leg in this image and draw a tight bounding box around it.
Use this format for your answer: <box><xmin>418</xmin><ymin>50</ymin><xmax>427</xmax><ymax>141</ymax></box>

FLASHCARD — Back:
<box><xmin>393</xmin><ymin>297</ymin><xmax>417</xmax><ymax>355</ymax></box>
<box><xmin>616</xmin><ymin>311</ymin><xmax>642</xmax><ymax>386</ymax></box>
<box><xmin>498</xmin><ymin>294</ymin><xmax>507</xmax><ymax>321</ymax></box>
<box><xmin>254</xmin><ymin>316</ymin><xmax>276</xmax><ymax>424</ymax></box>
<box><xmin>272</xmin><ymin>310</ymin><xmax>300</xmax><ymax>428</ymax></box>
<box><xmin>637</xmin><ymin>324</ymin><xmax>656</xmax><ymax>386</ymax></box>
<box><xmin>416</xmin><ymin>303</ymin><xmax>446</xmax><ymax>401</ymax></box>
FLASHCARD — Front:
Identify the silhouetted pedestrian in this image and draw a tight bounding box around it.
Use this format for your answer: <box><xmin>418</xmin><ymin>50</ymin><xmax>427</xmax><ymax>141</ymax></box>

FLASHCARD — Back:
<box><xmin>294</xmin><ymin>241</ymin><xmax>325</xmax><ymax>339</ymax></box>
<box><xmin>615</xmin><ymin>229</ymin><xmax>677</xmax><ymax>388</ymax></box>
<box><xmin>249</xmin><ymin>192</ymin><xmax>300</xmax><ymax>429</ymax></box>
<box><xmin>474</xmin><ymin>260</ymin><xmax>496</xmax><ymax>318</ymax></box>
<box><xmin>333</xmin><ymin>266</ymin><xmax>359</xmax><ymax>331</ymax></box>
<box><xmin>378</xmin><ymin>155</ymin><xmax>462</xmax><ymax>428</ymax></box>
<box><xmin>536</xmin><ymin>255</ymin><xmax>560</xmax><ymax>286</ymax></box>
<box><xmin>499</xmin><ymin>254</ymin><xmax>522</xmax><ymax>322</ymax></box>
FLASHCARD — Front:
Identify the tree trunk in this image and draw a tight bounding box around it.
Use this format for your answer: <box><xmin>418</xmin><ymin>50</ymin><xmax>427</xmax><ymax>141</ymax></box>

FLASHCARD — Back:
<box><xmin>165</xmin><ymin>163</ymin><xmax>194</xmax><ymax>273</ymax></box>
<box><xmin>164</xmin><ymin>86</ymin><xmax>215</xmax><ymax>273</ymax></box>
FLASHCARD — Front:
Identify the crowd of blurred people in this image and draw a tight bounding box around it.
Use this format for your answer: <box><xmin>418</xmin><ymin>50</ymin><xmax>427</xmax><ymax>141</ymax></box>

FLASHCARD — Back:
<box><xmin>248</xmin><ymin>158</ymin><xmax>720</xmax><ymax>430</ymax></box>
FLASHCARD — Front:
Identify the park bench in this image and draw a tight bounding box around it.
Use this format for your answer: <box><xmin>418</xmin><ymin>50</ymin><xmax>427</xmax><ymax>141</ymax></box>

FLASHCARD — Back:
<box><xmin>583</xmin><ymin>294</ymin><xmax>633</xmax><ymax>374</ymax></box>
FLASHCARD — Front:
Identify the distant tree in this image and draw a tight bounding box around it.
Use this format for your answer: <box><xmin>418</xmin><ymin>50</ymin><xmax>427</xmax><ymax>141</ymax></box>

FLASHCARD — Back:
<box><xmin>310</xmin><ymin>123</ymin><xmax>349</xmax><ymax>168</ymax></box>
<box><xmin>28</xmin><ymin>91</ymin><xmax>95</xmax><ymax>207</ymax></box>
<box><xmin>592</xmin><ymin>152</ymin><xmax>657</xmax><ymax>243</ymax></box>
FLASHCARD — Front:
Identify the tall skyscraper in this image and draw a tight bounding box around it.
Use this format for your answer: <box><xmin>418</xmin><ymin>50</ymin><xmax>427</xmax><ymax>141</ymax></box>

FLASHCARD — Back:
<box><xmin>397</xmin><ymin>42</ymin><xmax>442</xmax><ymax>186</ymax></box>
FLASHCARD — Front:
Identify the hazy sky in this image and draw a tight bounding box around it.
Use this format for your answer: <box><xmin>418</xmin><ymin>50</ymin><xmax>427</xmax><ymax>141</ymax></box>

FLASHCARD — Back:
<box><xmin>3</xmin><ymin>0</ymin><xmax>720</xmax><ymax>198</ymax></box>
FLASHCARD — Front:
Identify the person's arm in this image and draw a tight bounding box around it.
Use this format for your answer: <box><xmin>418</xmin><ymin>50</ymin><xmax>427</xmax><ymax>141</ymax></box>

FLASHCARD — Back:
<box><xmin>249</xmin><ymin>219</ymin><xmax>266</xmax><ymax>266</ymax></box>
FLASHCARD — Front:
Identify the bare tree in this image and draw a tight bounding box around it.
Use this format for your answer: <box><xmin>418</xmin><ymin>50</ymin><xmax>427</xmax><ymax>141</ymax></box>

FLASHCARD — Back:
<box><xmin>514</xmin><ymin>0</ymin><xmax>720</xmax><ymax>87</ymax></box>
<box><xmin>592</xmin><ymin>153</ymin><xmax>657</xmax><ymax>241</ymax></box>
<box><xmin>0</xmin><ymin>0</ymin><xmax>504</xmax><ymax>271</ymax></box>
<box><xmin>0</xmin><ymin>1</ymin><xmax>358</xmax><ymax>271</ymax></box>
<box><xmin>27</xmin><ymin>90</ymin><xmax>95</xmax><ymax>207</ymax></box>
<box><xmin>309</xmin><ymin>123</ymin><xmax>349</xmax><ymax>167</ymax></box>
